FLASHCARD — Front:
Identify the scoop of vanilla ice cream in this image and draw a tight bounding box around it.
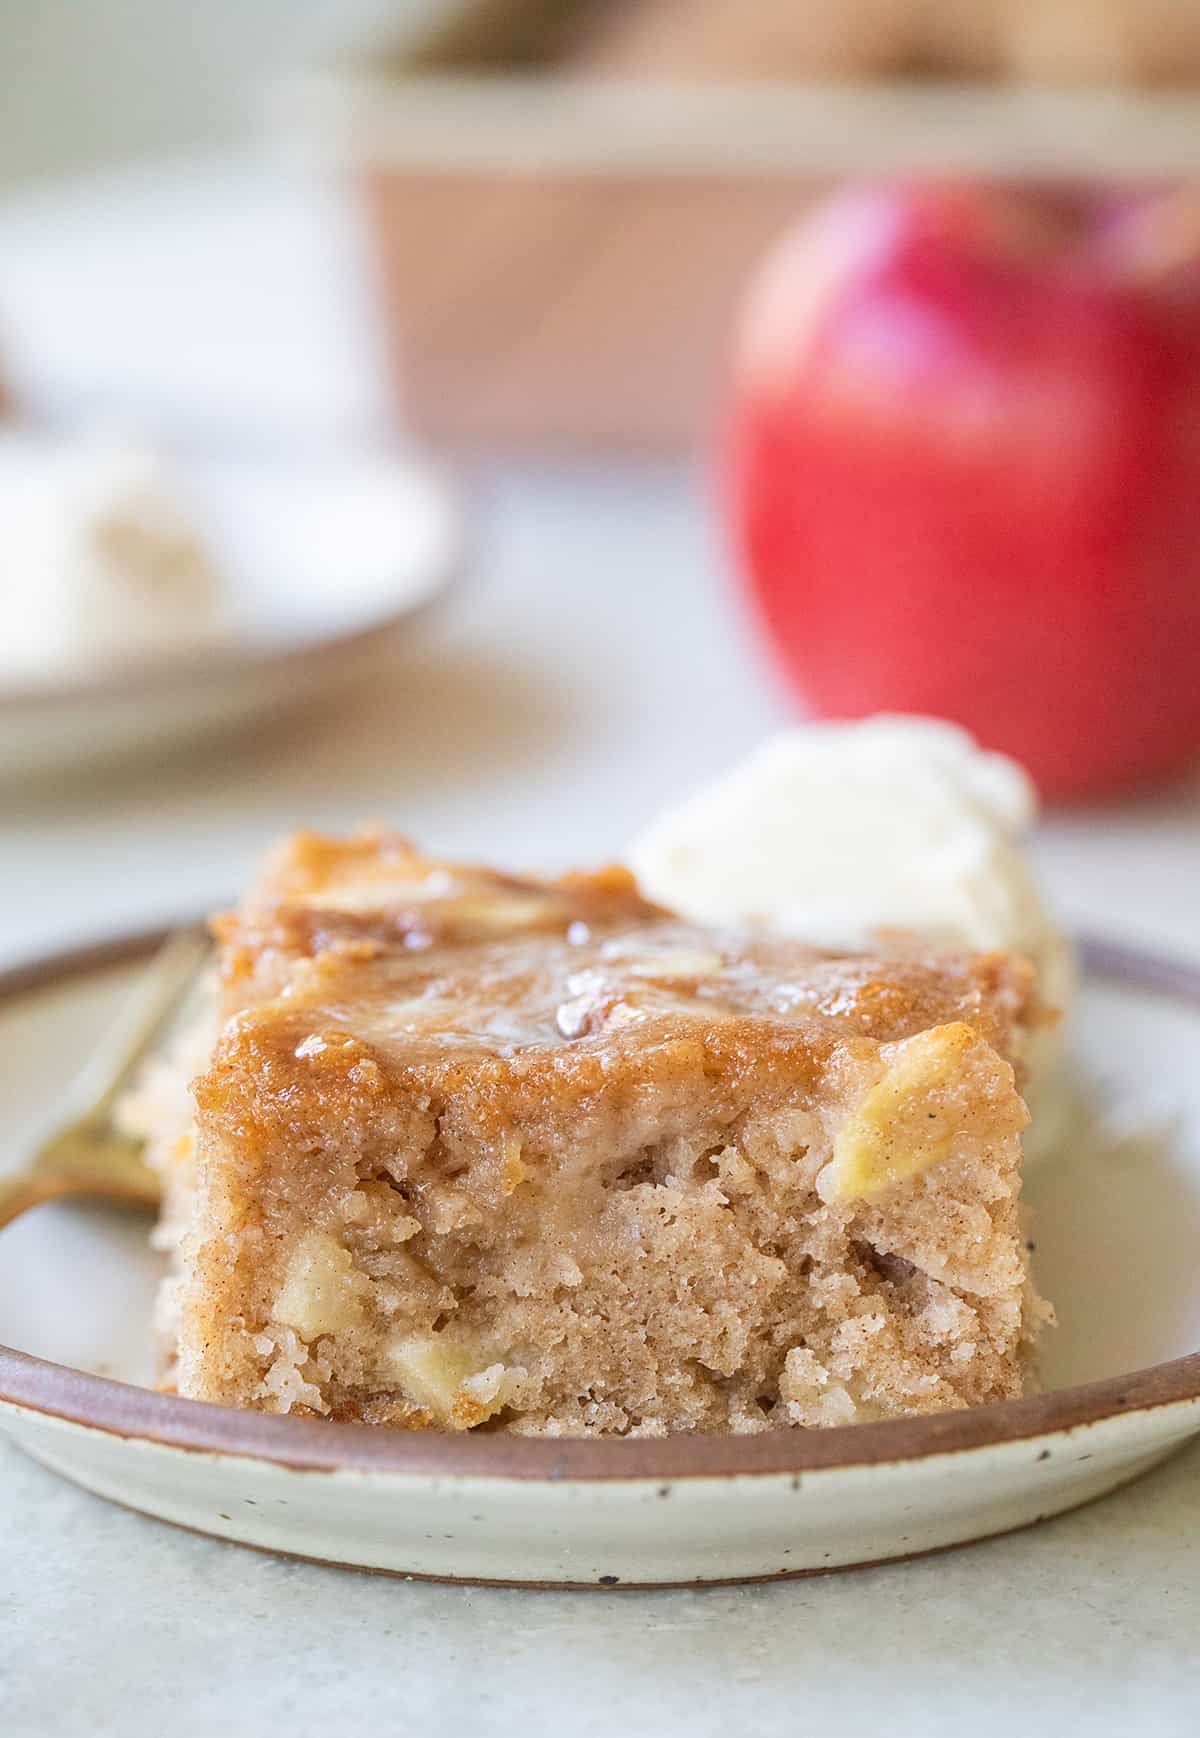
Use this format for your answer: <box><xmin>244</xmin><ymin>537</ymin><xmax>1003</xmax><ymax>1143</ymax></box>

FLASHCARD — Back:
<box><xmin>4</xmin><ymin>432</ymin><xmax>223</xmax><ymax>680</ymax></box>
<box><xmin>627</xmin><ymin>717</ymin><xmax>1074</xmax><ymax>1158</ymax></box>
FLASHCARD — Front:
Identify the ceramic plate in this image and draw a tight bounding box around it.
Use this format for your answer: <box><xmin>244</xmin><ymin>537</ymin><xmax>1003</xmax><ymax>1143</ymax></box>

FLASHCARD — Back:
<box><xmin>0</xmin><ymin>436</ymin><xmax>460</xmax><ymax>783</ymax></box>
<box><xmin>1</xmin><ymin>932</ymin><xmax>1198</xmax><ymax>1587</ymax></box>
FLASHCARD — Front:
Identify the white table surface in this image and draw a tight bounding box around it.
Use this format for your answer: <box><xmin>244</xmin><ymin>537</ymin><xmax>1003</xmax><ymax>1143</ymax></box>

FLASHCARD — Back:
<box><xmin>1</xmin><ymin>159</ymin><xmax>1199</xmax><ymax>1738</ymax></box>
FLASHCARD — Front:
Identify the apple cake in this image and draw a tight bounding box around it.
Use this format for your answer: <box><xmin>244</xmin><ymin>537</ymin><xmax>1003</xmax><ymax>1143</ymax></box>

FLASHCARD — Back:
<box><xmin>142</xmin><ymin>831</ymin><xmax>1051</xmax><ymax>1435</ymax></box>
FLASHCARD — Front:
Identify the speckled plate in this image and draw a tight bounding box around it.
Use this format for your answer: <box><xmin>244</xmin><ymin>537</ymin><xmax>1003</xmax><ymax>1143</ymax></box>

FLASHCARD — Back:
<box><xmin>1</xmin><ymin>931</ymin><xmax>1198</xmax><ymax>1587</ymax></box>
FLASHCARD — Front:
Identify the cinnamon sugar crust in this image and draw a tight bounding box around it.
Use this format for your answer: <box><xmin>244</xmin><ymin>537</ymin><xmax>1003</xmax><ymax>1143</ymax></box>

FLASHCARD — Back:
<box><xmin>154</xmin><ymin>831</ymin><xmax>1050</xmax><ymax>1436</ymax></box>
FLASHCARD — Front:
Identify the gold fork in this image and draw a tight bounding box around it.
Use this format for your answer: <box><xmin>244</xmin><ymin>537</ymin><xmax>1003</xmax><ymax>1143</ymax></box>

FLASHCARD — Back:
<box><xmin>0</xmin><ymin>925</ymin><xmax>212</xmax><ymax>1231</ymax></box>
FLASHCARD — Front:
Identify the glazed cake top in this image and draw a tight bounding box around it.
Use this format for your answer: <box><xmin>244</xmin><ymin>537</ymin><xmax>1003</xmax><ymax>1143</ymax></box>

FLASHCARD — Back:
<box><xmin>209</xmin><ymin>831</ymin><xmax>1041</xmax><ymax>1075</ymax></box>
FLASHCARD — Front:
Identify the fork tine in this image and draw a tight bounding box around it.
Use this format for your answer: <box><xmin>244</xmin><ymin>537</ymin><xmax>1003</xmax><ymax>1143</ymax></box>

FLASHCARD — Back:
<box><xmin>1</xmin><ymin>925</ymin><xmax>212</xmax><ymax>1231</ymax></box>
<box><xmin>68</xmin><ymin>923</ymin><xmax>212</xmax><ymax>1123</ymax></box>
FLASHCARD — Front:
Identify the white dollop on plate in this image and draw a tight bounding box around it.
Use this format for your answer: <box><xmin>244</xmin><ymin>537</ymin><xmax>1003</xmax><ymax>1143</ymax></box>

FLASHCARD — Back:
<box><xmin>627</xmin><ymin>716</ymin><xmax>1076</xmax><ymax>1158</ymax></box>
<box><xmin>0</xmin><ymin>429</ymin><xmax>460</xmax><ymax>781</ymax></box>
<box><xmin>3</xmin><ymin>431</ymin><xmax>225</xmax><ymax>681</ymax></box>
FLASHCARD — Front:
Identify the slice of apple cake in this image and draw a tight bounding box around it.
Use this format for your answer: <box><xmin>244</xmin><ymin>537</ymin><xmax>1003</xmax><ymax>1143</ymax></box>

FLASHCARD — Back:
<box><xmin>151</xmin><ymin>831</ymin><xmax>1050</xmax><ymax>1435</ymax></box>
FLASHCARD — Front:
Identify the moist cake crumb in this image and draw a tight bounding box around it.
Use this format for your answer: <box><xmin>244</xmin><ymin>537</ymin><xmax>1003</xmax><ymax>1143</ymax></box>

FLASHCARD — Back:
<box><xmin>138</xmin><ymin>831</ymin><xmax>1053</xmax><ymax>1434</ymax></box>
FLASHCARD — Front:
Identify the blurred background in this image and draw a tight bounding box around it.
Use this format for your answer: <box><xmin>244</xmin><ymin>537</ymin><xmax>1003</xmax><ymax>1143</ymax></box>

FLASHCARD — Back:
<box><xmin>2</xmin><ymin>0</ymin><xmax>1199</xmax><ymax>966</ymax></box>
<box><xmin>0</xmin><ymin>2</ymin><xmax>414</xmax><ymax>183</ymax></box>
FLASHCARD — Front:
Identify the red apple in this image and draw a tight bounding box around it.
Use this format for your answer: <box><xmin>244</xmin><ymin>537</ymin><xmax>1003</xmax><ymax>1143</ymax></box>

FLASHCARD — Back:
<box><xmin>723</xmin><ymin>183</ymin><xmax>1200</xmax><ymax>799</ymax></box>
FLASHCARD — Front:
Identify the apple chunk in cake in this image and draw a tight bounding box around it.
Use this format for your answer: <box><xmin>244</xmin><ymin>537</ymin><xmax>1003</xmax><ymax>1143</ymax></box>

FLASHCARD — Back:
<box><xmin>161</xmin><ymin>832</ymin><xmax>1049</xmax><ymax>1435</ymax></box>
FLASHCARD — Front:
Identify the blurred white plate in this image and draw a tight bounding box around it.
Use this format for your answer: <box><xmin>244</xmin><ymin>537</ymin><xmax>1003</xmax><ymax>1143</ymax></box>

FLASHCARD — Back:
<box><xmin>0</xmin><ymin>934</ymin><xmax>1198</xmax><ymax>1586</ymax></box>
<box><xmin>0</xmin><ymin>437</ymin><xmax>461</xmax><ymax>783</ymax></box>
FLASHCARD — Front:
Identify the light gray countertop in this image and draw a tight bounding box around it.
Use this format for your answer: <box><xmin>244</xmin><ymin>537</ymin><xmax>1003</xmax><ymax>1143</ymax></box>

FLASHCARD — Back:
<box><xmin>4</xmin><ymin>1425</ymin><xmax>1199</xmax><ymax>1738</ymax></box>
<box><xmin>1</xmin><ymin>160</ymin><xmax>1198</xmax><ymax>1738</ymax></box>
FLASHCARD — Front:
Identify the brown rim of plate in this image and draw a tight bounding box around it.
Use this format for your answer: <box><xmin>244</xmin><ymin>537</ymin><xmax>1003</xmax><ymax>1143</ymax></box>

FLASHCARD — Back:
<box><xmin>1</xmin><ymin>925</ymin><xmax>1198</xmax><ymax>1482</ymax></box>
<box><xmin>0</xmin><ymin>460</ymin><xmax>466</xmax><ymax>712</ymax></box>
